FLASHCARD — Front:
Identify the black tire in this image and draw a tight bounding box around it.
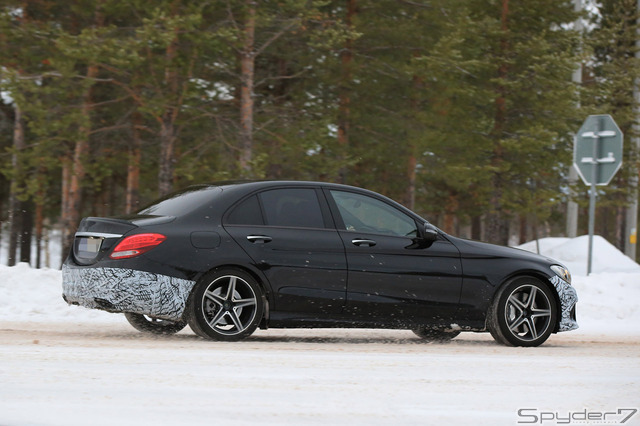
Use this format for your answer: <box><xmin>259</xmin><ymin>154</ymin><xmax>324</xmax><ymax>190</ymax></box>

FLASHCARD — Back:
<box><xmin>124</xmin><ymin>312</ymin><xmax>187</xmax><ymax>335</ymax></box>
<box><xmin>488</xmin><ymin>276</ymin><xmax>558</xmax><ymax>347</ymax></box>
<box><xmin>412</xmin><ymin>327</ymin><xmax>461</xmax><ymax>342</ymax></box>
<box><xmin>187</xmin><ymin>268</ymin><xmax>264</xmax><ymax>342</ymax></box>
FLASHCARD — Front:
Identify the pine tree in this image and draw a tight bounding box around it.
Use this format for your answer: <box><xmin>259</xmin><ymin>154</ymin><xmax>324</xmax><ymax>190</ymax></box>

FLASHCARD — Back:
<box><xmin>412</xmin><ymin>0</ymin><xmax>580</xmax><ymax>243</ymax></box>
<box><xmin>581</xmin><ymin>0</ymin><xmax>640</xmax><ymax>253</ymax></box>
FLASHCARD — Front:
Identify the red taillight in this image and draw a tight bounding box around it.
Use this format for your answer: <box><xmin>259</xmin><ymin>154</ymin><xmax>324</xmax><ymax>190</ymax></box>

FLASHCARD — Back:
<box><xmin>110</xmin><ymin>233</ymin><xmax>166</xmax><ymax>259</ymax></box>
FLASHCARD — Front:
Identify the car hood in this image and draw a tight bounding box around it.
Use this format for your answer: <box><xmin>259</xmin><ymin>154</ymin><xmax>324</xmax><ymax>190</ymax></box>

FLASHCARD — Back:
<box><xmin>446</xmin><ymin>235</ymin><xmax>565</xmax><ymax>268</ymax></box>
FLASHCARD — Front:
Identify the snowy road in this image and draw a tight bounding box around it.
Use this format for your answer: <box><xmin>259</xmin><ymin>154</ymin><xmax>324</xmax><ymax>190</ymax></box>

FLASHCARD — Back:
<box><xmin>1</xmin><ymin>321</ymin><xmax>639</xmax><ymax>426</ymax></box>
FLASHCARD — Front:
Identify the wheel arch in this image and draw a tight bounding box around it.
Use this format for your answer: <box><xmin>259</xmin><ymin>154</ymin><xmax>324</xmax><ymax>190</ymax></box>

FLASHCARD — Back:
<box><xmin>485</xmin><ymin>271</ymin><xmax>562</xmax><ymax>333</ymax></box>
<box><xmin>186</xmin><ymin>263</ymin><xmax>272</xmax><ymax>325</ymax></box>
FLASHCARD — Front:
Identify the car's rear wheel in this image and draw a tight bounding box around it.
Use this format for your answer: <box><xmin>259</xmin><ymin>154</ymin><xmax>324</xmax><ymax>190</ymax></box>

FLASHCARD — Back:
<box><xmin>124</xmin><ymin>312</ymin><xmax>187</xmax><ymax>335</ymax></box>
<box><xmin>188</xmin><ymin>269</ymin><xmax>264</xmax><ymax>341</ymax></box>
<box><xmin>412</xmin><ymin>327</ymin><xmax>461</xmax><ymax>342</ymax></box>
<box><xmin>488</xmin><ymin>276</ymin><xmax>557</xmax><ymax>347</ymax></box>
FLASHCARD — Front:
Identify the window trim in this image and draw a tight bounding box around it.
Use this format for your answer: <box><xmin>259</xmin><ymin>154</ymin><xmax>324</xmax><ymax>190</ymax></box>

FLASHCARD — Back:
<box><xmin>223</xmin><ymin>186</ymin><xmax>335</xmax><ymax>230</ymax></box>
<box><xmin>324</xmin><ymin>188</ymin><xmax>420</xmax><ymax>238</ymax></box>
<box><xmin>225</xmin><ymin>193</ymin><xmax>265</xmax><ymax>226</ymax></box>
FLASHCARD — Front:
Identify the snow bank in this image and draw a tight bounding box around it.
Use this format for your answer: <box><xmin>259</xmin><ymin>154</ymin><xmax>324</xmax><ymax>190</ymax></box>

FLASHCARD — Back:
<box><xmin>570</xmin><ymin>272</ymin><xmax>640</xmax><ymax>336</ymax></box>
<box><xmin>517</xmin><ymin>234</ymin><xmax>640</xmax><ymax>276</ymax></box>
<box><xmin>517</xmin><ymin>235</ymin><xmax>640</xmax><ymax>336</ymax></box>
<box><xmin>0</xmin><ymin>263</ymin><xmax>120</xmax><ymax>324</ymax></box>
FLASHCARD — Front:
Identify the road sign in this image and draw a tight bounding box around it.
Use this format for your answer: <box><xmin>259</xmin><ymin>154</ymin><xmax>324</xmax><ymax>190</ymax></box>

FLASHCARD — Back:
<box><xmin>573</xmin><ymin>114</ymin><xmax>623</xmax><ymax>186</ymax></box>
<box><xmin>573</xmin><ymin>114</ymin><xmax>624</xmax><ymax>275</ymax></box>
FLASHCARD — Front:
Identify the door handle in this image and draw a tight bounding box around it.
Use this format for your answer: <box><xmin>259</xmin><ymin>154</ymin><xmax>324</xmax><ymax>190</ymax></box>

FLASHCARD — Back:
<box><xmin>351</xmin><ymin>238</ymin><xmax>376</xmax><ymax>247</ymax></box>
<box><xmin>246</xmin><ymin>235</ymin><xmax>273</xmax><ymax>244</ymax></box>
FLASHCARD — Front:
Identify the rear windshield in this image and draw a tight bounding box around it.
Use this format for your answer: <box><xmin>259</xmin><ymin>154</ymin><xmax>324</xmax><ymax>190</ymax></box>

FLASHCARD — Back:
<box><xmin>137</xmin><ymin>186</ymin><xmax>222</xmax><ymax>217</ymax></box>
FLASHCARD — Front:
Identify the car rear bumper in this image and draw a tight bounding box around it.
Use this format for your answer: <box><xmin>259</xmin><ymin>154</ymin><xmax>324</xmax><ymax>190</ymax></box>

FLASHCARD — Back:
<box><xmin>62</xmin><ymin>264</ymin><xmax>196</xmax><ymax>321</ymax></box>
<box><xmin>550</xmin><ymin>275</ymin><xmax>579</xmax><ymax>332</ymax></box>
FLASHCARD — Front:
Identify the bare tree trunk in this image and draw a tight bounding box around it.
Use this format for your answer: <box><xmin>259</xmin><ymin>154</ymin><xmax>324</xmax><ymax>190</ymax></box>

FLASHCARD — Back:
<box><xmin>443</xmin><ymin>194</ymin><xmax>458</xmax><ymax>234</ymax></box>
<box><xmin>158</xmin><ymin>23</ymin><xmax>180</xmax><ymax>196</ymax></box>
<box><xmin>533</xmin><ymin>214</ymin><xmax>540</xmax><ymax>253</ymax></box>
<box><xmin>158</xmin><ymin>118</ymin><xmax>176</xmax><ymax>196</ymax></box>
<box><xmin>126</xmin><ymin>112</ymin><xmax>142</xmax><ymax>213</ymax></box>
<box><xmin>485</xmin><ymin>0</ymin><xmax>510</xmax><ymax>245</ymax></box>
<box><xmin>264</xmin><ymin>58</ymin><xmax>288</xmax><ymax>179</ymax></box>
<box><xmin>61</xmin><ymin>7</ymin><xmax>105</xmax><ymax>262</ymax></box>
<box><xmin>6</xmin><ymin>0</ymin><xmax>30</xmax><ymax>266</ymax></box>
<box><xmin>486</xmin><ymin>179</ymin><xmax>510</xmax><ymax>244</ymax></box>
<box><xmin>19</xmin><ymin>200</ymin><xmax>33</xmax><ymax>264</ymax></box>
<box><xmin>519</xmin><ymin>214</ymin><xmax>528</xmax><ymax>244</ymax></box>
<box><xmin>337</xmin><ymin>0</ymin><xmax>356</xmax><ymax>184</ymax></box>
<box><xmin>93</xmin><ymin>177</ymin><xmax>110</xmax><ymax>217</ymax></box>
<box><xmin>471</xmin><ymin>215</ymin><xmax>482</xmax><ymax>240</ymax></box>
<box><xmin>404</xmin><ymin>71</ymin><xmax>422</xmax><ymax>210</ymax></box>
<box><xmin>35</xmin><ymin>202</ymin><xmax>43</xmax><ymax>268</ymax></box>
<box><xmin>59</xmin><ymin>156</ymin><xmax>71</xmax><ymax>261</ymax></box>
<box><xmin>7</xmin><ymin>199</ymin><xmax>21</xmax><ymax>266</ymax></box>
<box><xmin>404</xmin><ymin>154</ymin><xmax>417</xmax><ymax>210</ymax></box>
<box><xmin>62</xmin><ymin>64</ymin><xmax>98</xmax><ymax>261</ymax></box>
<box><xmin>44</xmin><ymin>220</ymin><xmax>51</xmax><ymax>268</ymax></box>
<box><xmin>238</xmin><ymin>1</ymin><xmax>256</xmax><ymax>175</ymax></box>
<box><xmin>8</xmin><ymin>102</ymin><xmax>25</xmax><ymax>266</ymax></box>
<box><xmin>616</xmin><ymin>205</ymin><xmax>625</xmax><ymax>251</ymax></box>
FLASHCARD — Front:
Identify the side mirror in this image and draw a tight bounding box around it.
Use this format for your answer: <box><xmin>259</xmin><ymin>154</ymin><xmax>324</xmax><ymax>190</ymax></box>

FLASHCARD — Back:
<box><xmin>423</xmin><ymin>223</ymin><xmax>438</xmax><ymax>242</ymax></box>
<box><xmin>406</xmin><ymin>223</ymin><xmax>438</xmax><ymax>250</ymax></box>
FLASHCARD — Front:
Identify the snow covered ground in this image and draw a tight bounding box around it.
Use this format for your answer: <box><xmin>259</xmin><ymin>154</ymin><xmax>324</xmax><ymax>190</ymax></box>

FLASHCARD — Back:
<box><xmin>1</xmin><ymin>322</ymin><xmax>638</xmax><ymax>426</ymax></box>
<box><xmin>0</xmin><ymin>235</ymin><xmax>639</xmax><ymax>425</ymax></box>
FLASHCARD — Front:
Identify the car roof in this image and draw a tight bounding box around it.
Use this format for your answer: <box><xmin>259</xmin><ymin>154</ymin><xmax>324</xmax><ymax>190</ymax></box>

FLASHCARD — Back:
<box><xmin>213</xmin><ymin>180</ymin><xmax>381</xmax><ymax>195</ymax></box>
<box><xmin>212</xmin><ymin>180</ymin><xmax>422</xmax><ymax>219</ymax></box>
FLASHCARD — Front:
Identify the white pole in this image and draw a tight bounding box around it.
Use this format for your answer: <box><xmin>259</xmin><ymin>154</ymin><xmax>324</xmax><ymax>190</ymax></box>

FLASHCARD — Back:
<box><xmin>587</xmin><ymin>117</ymin><xmax>602</xmax><ymax>276</ymax></box>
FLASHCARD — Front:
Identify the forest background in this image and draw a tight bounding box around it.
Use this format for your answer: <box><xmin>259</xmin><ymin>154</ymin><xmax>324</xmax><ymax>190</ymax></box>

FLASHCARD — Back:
<box><xmin>0</xmin><ymin>0</ymin><xmax>639</xmax><ymax>267</ymax></box>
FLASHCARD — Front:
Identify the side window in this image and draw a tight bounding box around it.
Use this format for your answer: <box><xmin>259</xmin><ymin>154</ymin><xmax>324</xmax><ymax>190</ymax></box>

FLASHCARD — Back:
<box><xmin>260</xmin><ymin>188</ymin><xmax>325</xmax><ymax>228</ymax></box>
<box><xmin>226</xmin><ymin>195</ymin><xmax>264</xmax><ymax>225</ymax></box>
<box><xmin>330</xmin><ymin>190</ymin><xmax>417</xmax><ymax>237</ymax></box>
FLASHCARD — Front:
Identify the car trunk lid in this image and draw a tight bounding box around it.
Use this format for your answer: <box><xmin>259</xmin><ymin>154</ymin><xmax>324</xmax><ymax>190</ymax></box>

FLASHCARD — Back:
<box><xmin>73</xmin><ymin>217</ymin><xmax>138</xmax><ymax>265</ymax></box>
<box><xmin>72</xmin><ymin>216</ymin><xmax>176</xmax><ymax>264</ymax></box>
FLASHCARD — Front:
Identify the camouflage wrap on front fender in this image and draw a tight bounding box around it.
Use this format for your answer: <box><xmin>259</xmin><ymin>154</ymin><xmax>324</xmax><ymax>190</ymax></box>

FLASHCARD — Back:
<box><xmin>62</xmin><ymin>265</ymin><xmax>196</xmax><ymax>321</ymax></box>
<box><xmin>550</xmin><ymin>275</ymin><xmax>579</xmax><ymax>332</ymax></box>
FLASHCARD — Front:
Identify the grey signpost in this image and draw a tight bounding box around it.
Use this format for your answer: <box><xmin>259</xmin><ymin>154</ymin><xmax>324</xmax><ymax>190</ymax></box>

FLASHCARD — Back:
<box><xmin>573</xmin><ymin>115</ymin><xmax>623</xmax><ymax>275</ymax></box>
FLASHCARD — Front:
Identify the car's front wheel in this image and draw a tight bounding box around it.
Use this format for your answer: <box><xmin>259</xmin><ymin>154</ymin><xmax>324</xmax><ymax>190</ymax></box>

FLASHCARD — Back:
<box><xmin>488</xmin><ymin>276</ymin><xmax>558</xmax><ymax>347</ymax></box>
<box><xmin>124</xmin><ymin>312</ymin><xmax>187</xmax><ymax>335</ymax></box>
<box><xmin>188</xmin><ymin>269</ymin><xmax>264</xmax><ymax>341</ymax></box>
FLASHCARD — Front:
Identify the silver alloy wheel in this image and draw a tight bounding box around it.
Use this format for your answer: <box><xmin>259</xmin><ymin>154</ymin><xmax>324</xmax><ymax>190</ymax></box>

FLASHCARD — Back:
<box><xmin>201</xmin><ymin>275</ymin><xmax>258</xmax><ymax>336</ymax></box>
<box><xmin>504</xmin><ymin>284</ymin><xmax>553</xmax><ymax>342</ymax></box>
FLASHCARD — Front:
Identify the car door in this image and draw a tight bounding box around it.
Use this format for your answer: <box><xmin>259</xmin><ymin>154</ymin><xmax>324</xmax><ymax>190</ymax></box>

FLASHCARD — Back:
<box><xmin>325</xmin><ymin>188</ymin><xmax>462</xmax><ymax>326</ymax></box>
<box><xmin>223</xmin><ymin>187</ymin><xmax>347</xmax><ymax>315</ymax></box>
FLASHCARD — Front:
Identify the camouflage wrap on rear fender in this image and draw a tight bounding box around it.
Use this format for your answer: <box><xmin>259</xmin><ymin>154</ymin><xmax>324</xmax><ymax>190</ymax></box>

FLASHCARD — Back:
<box><xmin>62</xmin><ymin>265</ymin><xmax>196</xmax><ymax>321</ymax></box>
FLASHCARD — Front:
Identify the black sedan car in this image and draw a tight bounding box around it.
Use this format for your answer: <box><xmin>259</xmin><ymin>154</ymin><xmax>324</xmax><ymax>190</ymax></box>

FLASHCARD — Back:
<box><xmin>62</xmin><ymin>180</ymin><xmax>578</xmax><ymax>346</ymax></box>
